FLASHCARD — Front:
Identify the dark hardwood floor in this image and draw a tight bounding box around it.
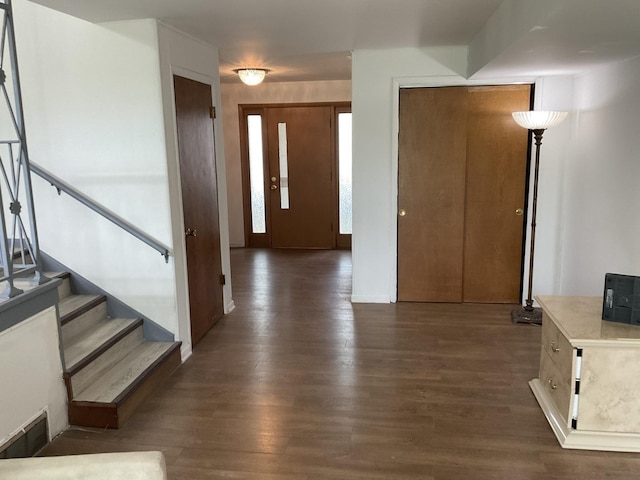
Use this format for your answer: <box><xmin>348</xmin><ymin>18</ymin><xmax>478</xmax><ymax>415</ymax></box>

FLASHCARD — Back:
<box><xmin>40</xmin><ymin>249</ymin><xmax>640</xmax><ymax>479</ymax></box>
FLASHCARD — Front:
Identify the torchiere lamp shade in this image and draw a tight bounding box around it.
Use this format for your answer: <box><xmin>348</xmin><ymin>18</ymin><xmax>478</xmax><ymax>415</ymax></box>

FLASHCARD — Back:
<box><xmin>512</xmin><ymin>111</ymin><xmax>568</xmax><ymax>130</ymax></box>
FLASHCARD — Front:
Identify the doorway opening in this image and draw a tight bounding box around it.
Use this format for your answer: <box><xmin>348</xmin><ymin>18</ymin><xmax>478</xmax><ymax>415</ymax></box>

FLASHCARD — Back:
<box><xmin>240</xmin><ymin>103</ymin><xmax>351</xmax><ymax>249</ymax></box>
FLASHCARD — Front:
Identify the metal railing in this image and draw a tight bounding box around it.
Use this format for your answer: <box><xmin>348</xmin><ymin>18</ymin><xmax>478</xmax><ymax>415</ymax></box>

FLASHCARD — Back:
<box><xmin>0</xmin><ymin>0</ymin><xmax>46</xmax><ymax>299</ymax></box>
<box><xmin>0</xmin><ymin>0</ymin><xmax>170</xmax><ymax>301</ymax></box>
<box><xmin>30</xmin><ymin>162</ymin><xmax>172</xmax><ymax>263</ymax></box>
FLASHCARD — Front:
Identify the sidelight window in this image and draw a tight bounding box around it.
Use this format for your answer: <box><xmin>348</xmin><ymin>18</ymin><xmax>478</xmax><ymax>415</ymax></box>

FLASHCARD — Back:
<box><xmin>338</xmin><ymin>112</ymin><xmax>352</xmax><ymax>235</ymax></box>
<box><xmin>247</xmin><ymin>114</ymin><xmax>266</xmax><ymax>233</ymax></box>
<box><xmin>277</xmin><ymin>123</ymin><xmax>290</xmax><ymax>210</ymax></box>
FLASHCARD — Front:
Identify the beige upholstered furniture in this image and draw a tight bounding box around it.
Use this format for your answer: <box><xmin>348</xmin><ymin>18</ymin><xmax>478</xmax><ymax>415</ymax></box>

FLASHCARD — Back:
<box><xmin>531</xmin><ymin>296</ymin><xmax>640</xmax><ymax>452</ymax></box>
<box><xmin>0</xmin><ymin>451</ymin><xmax>166</xmax><ymax>479</ymax></box>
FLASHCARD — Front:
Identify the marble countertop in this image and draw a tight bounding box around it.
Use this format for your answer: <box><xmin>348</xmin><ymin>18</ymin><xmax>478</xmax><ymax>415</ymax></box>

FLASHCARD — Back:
<box><xmin>536</xmin><ymin>296</ymin><xmax>640</xmax><ymax>346</ymax></box>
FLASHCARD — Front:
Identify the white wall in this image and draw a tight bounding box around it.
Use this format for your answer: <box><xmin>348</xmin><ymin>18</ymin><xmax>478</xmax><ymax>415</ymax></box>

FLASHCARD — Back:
<box><xmin>560</xmin><ymin>56</ymin><xmax>640</xmax><ymax>294</ymax></box>
<box><xmin>351</xmin><ymin>46</ymin><xmax>469</xmax><ymax>302</ymax></box>
<box><xmin>467</xmin><ymin>0</ymin><xmax>552</xmax><ymax>77</ymax></box>
<box><xmin>507</xmin><ymin>76</ymin><xmax>575</xmax><ymax>302</ymax></box>
<box><xmin>351</xmin><ymin>46</ymin><xmax>575</xmax><ymax>303</ymax></box>
<box><xmin>13</xmin><ymin>1</ymin><xmax>179</xmax><ymax>333</ymax></box>
<box><xmin>13</xmin><ymin>2</ymin><xmax>234</xmax><ymax>357</ymax></box>
<box><xmin>220</xmin><ymin>80</ymin><xmax>352</xmax><ymax>247</ymax></box>
<box><xmin>157</xmin><ymin>23</ymin><xmax>233</xmax><ymax>358</ymax></box>
<box><xmin>0</xmin><ymin>307</ymin><xmax>68</xmax><ymax>446</ymax></box>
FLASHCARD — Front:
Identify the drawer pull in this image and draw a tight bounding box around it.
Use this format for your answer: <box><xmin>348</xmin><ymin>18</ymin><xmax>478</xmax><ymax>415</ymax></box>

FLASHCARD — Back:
<box><xmin>550</xmin><ymin>341</ymin><xmax>560</xmax><ymax>353</ymax></box>
<box><xmin>547</xmin><ymin>378</ymin><xmax>558</xmax><ymax>390</ymax></box>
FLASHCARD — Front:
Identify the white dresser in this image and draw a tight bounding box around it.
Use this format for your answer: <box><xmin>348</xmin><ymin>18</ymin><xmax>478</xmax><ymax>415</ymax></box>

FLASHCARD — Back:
<box><xmin>531</xmin><ymin>295</ymin><xmax>640</xmax><ymax>452</ymax></box>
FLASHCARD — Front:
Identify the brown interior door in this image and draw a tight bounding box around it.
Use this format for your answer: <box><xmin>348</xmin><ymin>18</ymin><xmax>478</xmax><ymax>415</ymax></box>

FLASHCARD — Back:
<box><xmin>265</xmin><ymin>106</ymin><xmax>334</xmax><ymax>249</ymax></box>
<box><xmin>397</xmin><ymin>84</ymin><xmax>531</xmax><ymax>304</ymax></box>
<box><xmin>397</xmin><ymin>87</ymin><xmax>469</xmax><ymax>302</ymax></box>
<box><xmin>463</xmin><ymin>85</ymin><xmax>531</xmax><ymax>303</ymax></box>
<box><xmin>173</xmin><ymin>75</ymin><xmax>224</xmax><ymax>345</ymax></box>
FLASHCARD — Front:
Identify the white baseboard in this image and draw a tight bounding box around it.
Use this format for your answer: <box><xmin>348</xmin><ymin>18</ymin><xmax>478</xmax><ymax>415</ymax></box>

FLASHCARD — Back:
<box><xmin>225</xmin><ymin>300</ymin><xmax>236</xmax><ymax>314</ymax></box>
<box><xmin>180</xmin><ymin>343</ymin><xmax>193</xmax><ymax>363</ymax></box>
<box><xmin>350</xmin><ymin>295</ymin><xmax>391</xmax><ymax>303</ymax></box>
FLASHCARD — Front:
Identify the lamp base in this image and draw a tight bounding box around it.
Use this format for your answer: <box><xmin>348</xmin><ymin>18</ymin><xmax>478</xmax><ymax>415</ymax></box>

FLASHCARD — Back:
<box><xmin>511</xmin><ymin>306</ymin><xmax>542</xmax><ymax>325</ymax></box>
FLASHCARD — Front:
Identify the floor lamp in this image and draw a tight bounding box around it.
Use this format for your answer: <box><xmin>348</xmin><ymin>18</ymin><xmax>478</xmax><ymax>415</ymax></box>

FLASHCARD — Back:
<box><xmin>511</xmin><ymin>111</ymin><xmax>568</xmax><ymax>325</ymax></box>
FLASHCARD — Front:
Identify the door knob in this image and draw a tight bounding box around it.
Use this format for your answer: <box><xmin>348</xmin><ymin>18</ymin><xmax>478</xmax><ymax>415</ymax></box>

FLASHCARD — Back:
<box><xmin>515</xmin><ymin>208</ymin><xmax>524</xmax><ymax>216</ymax></box>
<box><xmin>270</xmin><ymin>184</ymin><xmax>278</xmax><ymax>190</ymax></box>
<box><xmin>185</xmin><ymin>227</ymin><xmax>197</xmax><ymax>237</ymax></box>
<box><xmin>271</xmin><ymin>176</ymin><xmax>277</xmax><ymax>182</ymax></box>
<box><xmin>398</xmin><ymin>209</ymin><xmax>406</xmax><ymax>217</ymax></box>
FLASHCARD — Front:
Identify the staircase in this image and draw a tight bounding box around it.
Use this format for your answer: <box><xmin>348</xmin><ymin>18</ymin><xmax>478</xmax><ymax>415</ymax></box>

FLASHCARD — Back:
<box><xmin>49</xmin><ymin>271</ymin><xmax>181</xmax><ymax>429</ymax></box>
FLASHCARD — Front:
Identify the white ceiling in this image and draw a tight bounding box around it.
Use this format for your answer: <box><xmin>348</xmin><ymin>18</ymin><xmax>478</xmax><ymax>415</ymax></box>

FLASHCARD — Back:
<box><xmin>27</xmin><ymin>0</ymin><xmax>640</xmax><ymax>83</ymax></box>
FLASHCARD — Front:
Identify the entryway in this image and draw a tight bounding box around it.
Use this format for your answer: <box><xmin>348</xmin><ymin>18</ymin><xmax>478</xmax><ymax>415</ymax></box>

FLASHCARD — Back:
<box><xmin>239</xmin><ymin>103</ymin><xmax>352</xmax><ymax>249</ymax></box>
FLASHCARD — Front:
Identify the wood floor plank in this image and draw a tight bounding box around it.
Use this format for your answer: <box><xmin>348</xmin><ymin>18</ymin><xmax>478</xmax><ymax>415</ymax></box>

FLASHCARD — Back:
<box><xmin>39</xmin><ymin>248</ymin><xmax>640</xmax><ymax>479</ymax></box>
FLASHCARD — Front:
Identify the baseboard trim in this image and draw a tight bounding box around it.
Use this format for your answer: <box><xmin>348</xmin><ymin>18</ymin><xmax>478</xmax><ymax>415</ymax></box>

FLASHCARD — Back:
<box><xmin>225</xmin><ymin>299</ymin><xmax>236</xmax><ymax>314</ymax></box>
<box><xmin>350</xmin><ymin>295</ymin><xmax>391</xmax><ymax>303</ymax></box>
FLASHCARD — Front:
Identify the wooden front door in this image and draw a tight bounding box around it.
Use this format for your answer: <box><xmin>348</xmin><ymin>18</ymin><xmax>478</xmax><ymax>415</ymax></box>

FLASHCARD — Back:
<box><xmin>239</xmin><ymin>105</ymin><xmax>333</xmax><ymax>249</ymax></box>
<box><xmin>397</xmin><ymin>85</ymin><xmax>531</xmax><ymax>303</ymax></box>
<box><xmin>173</xmin><ymin>75</ymin><xmax>224</xmax><ymax>345</ymax></box>
<box><xmin>266</xmin><ymin>106</ymin><xmax>333</xmax><ymax>249</ymax></box>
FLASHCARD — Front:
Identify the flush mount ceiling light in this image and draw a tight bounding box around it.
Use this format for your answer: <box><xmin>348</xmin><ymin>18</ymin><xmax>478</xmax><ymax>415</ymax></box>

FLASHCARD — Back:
<box><xmin>234</xmin><ymin>68</ymin><xmax>270</xmax><ymax>86</ymax></box>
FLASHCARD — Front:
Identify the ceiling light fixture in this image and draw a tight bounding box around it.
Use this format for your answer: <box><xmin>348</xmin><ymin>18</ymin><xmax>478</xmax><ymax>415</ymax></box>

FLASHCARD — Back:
<box><xmin>234</xmin><ymin>68</ymin><xmax>269</xmax><ymax>86</ymax></box>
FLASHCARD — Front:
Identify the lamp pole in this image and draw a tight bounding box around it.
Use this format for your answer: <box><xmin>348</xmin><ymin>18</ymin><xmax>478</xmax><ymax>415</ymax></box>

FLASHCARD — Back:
<box><xmin>510</xmin><ymin>111</ymin><xmax>568</xmax><ymax>325</ymax></box>
<box><xmin>512</xmin><ymin>128</ymin><xmax>545</xmax><ymax>324</ymax></box>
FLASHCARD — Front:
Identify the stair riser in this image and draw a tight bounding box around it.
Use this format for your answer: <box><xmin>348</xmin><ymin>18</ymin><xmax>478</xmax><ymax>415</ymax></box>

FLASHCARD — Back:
<box><xmin>69</xmin><ymin>326</ymin><xmax>144</xmax><ymax>398</ymax></box>
<box><xmin>56</xmin><ymin>277</ymin><xmax>72</xmax><ymax>301</ymax></box>
<box><xmin>69</xmin><ymin>344</ymin><xmax>181</xmax><ymax>429</ymax></box>
<box><xmin>61</xmin><ymin>302</ymin><xmax>108</xmax><ymax>347</ymax></box>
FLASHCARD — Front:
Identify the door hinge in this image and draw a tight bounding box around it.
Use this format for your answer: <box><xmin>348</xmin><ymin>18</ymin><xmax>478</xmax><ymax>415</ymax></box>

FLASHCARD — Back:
<box><xmin>210</xmin><ymin>106</ymin><xmax>216</xmax><ymax>119</ymax></box>
<box><xmin>219</xmin><ymin>274</ymin><xmax>226</xmax><ymax>285</ymax></box>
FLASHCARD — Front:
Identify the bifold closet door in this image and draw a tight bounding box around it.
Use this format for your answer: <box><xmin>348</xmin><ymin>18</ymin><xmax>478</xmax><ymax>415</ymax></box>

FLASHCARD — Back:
<box><xmin>397</xmin><ymin>85</ymin><xmax>531</xmax><ymax>303</ymax></box>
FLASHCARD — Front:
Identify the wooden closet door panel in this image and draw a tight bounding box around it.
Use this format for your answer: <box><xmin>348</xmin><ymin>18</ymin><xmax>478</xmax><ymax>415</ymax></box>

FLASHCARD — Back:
<box><xmin>462</xmin><ymin>85</ymin><xmax>531</xmax><ymax>303</ymax></box>
<box><xmin>397</xmin><ymin>87</ymin><xmax>468</xmax><ymax>302</ymax></box>
<box><xmin>174</xmin><ymin>75</ymin><xmax>224</xmax><ymax>345</ymax></box>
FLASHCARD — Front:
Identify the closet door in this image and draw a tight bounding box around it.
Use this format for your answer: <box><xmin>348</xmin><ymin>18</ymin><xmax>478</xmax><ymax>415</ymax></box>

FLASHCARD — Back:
<box><xmin>463</xmin><ymin>86</ymin><xmax>531</xmax><ymax>303</ymax></box>
<box><xmin>397</xmin><ymin>84</ymin><xmax>531</xmax><ymax>304</ymax></box>
<box><xmin>397</xmin><ymin>87</ymin><xmax>468</xmax><ymax>302</ymax></box>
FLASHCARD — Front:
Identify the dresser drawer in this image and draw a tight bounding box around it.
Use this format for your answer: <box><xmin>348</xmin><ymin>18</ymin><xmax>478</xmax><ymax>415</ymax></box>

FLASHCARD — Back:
<box><xmin>541</xmin><ymin>313</ymin><xmax>573</xmax><ymax>381</ymax></box>
<box><xmin>539</xmin><ymin>346</ymin><xmax>572</xmax><ymax>423</ymax></box>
